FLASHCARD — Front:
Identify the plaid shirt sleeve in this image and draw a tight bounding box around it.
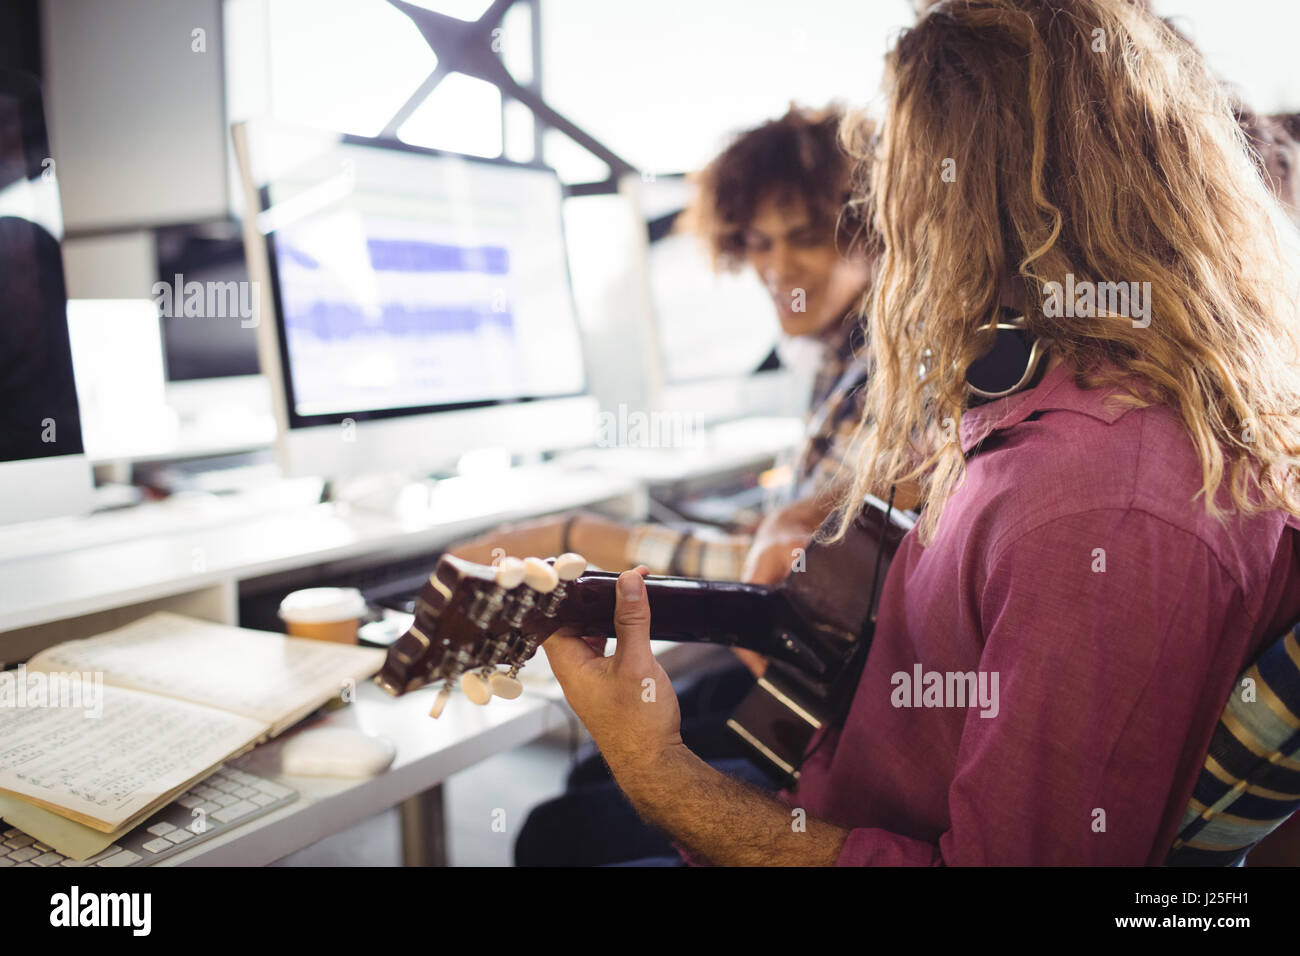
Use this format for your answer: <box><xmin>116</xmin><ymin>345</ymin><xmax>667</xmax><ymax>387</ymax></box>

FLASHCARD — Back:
<box><xmin>627</xmin><ymin>317</ymin><xmax>870</xmax><ymax>582</ymax></box>
<box><xmin>625</xmin><ymin>523</ymin><xmax>752</xmax><ymax>580</ymax></box>
<box><xmin>795</xmin><ymin>391</ymin><xmax>868</xmax><ymax>502</ymax></box>
<box><xmin>792</xmin><ymin>365</ymin><xmax>870</xmax><ymax>500</ymax></box>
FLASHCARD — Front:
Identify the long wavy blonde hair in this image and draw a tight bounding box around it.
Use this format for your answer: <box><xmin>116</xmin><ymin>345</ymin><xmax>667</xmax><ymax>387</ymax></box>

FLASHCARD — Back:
<box><xmin>829</xmin><ymin>0</ymin><xmax>1300</xmax><ymax>546</ymax></box>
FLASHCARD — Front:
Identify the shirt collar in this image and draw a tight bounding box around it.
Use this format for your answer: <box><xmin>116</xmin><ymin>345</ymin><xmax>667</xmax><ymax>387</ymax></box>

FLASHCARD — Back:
<box><xmin>958</xmin><ymin>359</ymin><xmax>1136</xmax><ymax>456</ymax></box>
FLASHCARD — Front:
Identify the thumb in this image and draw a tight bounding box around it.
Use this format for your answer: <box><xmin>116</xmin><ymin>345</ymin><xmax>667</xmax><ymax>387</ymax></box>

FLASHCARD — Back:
<box><xmin>611</xmin><ymin>568</ymin><xmax>654</xmax><ymax>671</ymax></box>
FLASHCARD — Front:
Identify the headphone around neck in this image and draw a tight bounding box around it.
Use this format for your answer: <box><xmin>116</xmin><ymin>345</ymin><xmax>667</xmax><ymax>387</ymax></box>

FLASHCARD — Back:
<box><xmin>964</xmin><ymin>307</ymin><xmax>1051</xmax><ymax>406</ymax></box>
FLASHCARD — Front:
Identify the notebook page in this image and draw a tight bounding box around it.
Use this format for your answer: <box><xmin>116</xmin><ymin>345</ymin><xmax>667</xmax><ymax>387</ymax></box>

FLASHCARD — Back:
<box><xmin>27</xmin><ymin>612</ymin><xmax>386</xmax><ymax>730</ymax></box>
<box><xmin>0</xmin><ymin>683</ymin><xmax>266</xmax><ymax>831</ymax></box>
<box><xmin>0</xmin><ymin>761</ymin><xmax>234</xmax><ymax>860</ymax></box>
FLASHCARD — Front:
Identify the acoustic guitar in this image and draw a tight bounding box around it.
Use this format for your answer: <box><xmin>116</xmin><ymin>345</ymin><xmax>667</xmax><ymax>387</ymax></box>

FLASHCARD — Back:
<box><xmin>375</xmin><ymin>495</ymin><xmax>914</xmax><ymax>786</ymax></box>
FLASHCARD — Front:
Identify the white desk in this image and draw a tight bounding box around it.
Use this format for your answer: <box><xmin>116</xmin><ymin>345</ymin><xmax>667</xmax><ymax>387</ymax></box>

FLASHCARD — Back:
<box><xmin>0</xmin><ymin>463</ymin><xmax>647</xmax><ymax>866</ymax></box>
<box><xmin>555</xmin><ymin>415</ymin><xmax>804</xmax><ymax>485</ymax></box>
<box><xmin>0</xmin><ymin>450</ymin><xmax>756</xmax><ymax>866</ymax></box>
<box><xmin>161</xmin><ymin>641</ymin><xmax>725</xmax><ymax>866</ymax></box>
<box><xmin>0</xmin><ymin>464</ymin><xmax>644</xmax><ymax>660</ymax></box>
<box><xmin>167</xmin><ymin>681</ymin><xmax>569</xmax><ymax>867</ymax></box>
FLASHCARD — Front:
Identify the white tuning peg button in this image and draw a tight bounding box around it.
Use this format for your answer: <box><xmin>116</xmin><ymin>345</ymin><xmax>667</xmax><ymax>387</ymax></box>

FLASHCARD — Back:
<box><xmin>494</xmin><ymin>556</ymin><xmax>526</xmax><ymax>589</ymax></box>
<box><xmin>489</xmin><ymin>671</ymin><xmax>524</xmax><ymax>700</ymax></box>
<box><xmin>460</xmin><ymin>671</ymin><xmax>492</xmax><ymax>705</ymax></box>
<box><xmin>522</xmin><ymin>557</ymin><xmax>559</xmax><ymax>594</ymax></box>
<box><xmin>554</xmin><ymin>552</ymin><xmax>587</xmax><ymax>581</ymax></box>
<box><xmin>428</xmin><ymin>686</ymin><xmax>450</xmax><ymax>719</ymax></box>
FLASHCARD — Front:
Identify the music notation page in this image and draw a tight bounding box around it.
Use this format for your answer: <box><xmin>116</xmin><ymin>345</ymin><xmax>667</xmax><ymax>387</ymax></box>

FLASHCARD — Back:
<box><xmin>0</xmin><ymin>683</ymin><xmax>265</xmax><ymax>831</ymax></box>
<box><xmin>26</xmin><ymin>612</ymin><xmax>387</xmax><ymax>734</ymax></box>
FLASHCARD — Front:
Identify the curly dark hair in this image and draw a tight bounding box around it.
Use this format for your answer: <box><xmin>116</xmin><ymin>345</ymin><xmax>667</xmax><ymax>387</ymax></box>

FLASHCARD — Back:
<box><xmin>1236</xmin><ymin>109</ymin><xmax>1298</xmax><ymax>184</ymax></box>
<box><xmin>678</xmin><ymin>104</ymin><xmax>874</xmax><ymax>271</ymax></box>
<box><xmin>1276</xmin><ymin>112</ymin><xmax>1300</xmax><ymax>143</ymax></box>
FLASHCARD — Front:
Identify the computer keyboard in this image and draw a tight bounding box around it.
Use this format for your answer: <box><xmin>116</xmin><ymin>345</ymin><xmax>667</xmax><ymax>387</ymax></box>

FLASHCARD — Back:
<box><xmin>0</xmin><ymin>766</ymin><xmax>297</xmax><ymax>867</ymax></box>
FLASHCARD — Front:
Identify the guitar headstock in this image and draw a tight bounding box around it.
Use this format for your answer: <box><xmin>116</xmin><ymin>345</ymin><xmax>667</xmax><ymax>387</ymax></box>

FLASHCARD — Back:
<box><xmin>374</xmin><ymin>551</ymin><xmax>589</xmax><ymax>718</ymax></box>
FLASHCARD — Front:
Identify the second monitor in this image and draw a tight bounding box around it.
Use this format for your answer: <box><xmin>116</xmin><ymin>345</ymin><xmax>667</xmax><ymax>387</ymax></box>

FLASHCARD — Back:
<box><xmin>235</xmin><ymin>122</ymin><xmax>596</xmax><ymax>481</ymax></box>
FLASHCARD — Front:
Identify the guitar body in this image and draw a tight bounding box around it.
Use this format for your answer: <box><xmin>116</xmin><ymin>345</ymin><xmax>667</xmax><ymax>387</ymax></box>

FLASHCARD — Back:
<box><xmin>376</xmin><ymin>495</ymin><xmax>914</xmax><ymax>785</ymax></box>
<box><xmin>727</xmin><ymin>496</ymin><xmax>913</xmax><ymax>786</ymax></box>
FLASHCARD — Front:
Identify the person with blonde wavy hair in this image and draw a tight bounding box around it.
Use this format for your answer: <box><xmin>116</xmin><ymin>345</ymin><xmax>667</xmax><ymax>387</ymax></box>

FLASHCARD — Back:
<box><xmin>538</xmin><ymin>0</ymin><xmax>1300</xmax><ymax>865</ymax></box>
<box><xmin>835</xmin><ymin>3</ymin><xmax>1300</xmax><ymax>546</ymax></box>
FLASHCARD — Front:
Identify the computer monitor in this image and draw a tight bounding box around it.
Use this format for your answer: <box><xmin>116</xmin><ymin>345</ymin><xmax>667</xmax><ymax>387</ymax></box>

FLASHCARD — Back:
<box><xmin>638</xmin><ymin>175</ymin><xmax>811</xmax><ymax>426</ymax></box>
<box><xmin>233</xmin><ymin>121</ymin><xmax>597</xmax><ymax>481</ymax></box>
<box><xmin>0</xmin><ymin>68</ymin><xmax>93</xmax><ymax>524</ymax></box>
<box><xmin>155</xmin><ymin>222</ymin><xmax>261</xmax><ymax>382</ymax></box>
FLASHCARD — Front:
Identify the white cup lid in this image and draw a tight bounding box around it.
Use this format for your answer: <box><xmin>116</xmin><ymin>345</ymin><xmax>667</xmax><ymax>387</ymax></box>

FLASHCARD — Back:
<box><xmin>278</xmin><ymin>587</ymin><xmax>367</xmax><ymax>624</ymax></box>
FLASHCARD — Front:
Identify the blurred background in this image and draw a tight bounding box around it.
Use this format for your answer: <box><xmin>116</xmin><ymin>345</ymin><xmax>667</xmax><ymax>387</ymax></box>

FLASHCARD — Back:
<box><xmin>3</xmin><ymin>0</ymin><xmax>1296</xmax><ymax>485</ymax></box>
<box><xmin>1</xmin><ymin>0</ymin><xmax>1298</xmax><ymax>867</ymax></box>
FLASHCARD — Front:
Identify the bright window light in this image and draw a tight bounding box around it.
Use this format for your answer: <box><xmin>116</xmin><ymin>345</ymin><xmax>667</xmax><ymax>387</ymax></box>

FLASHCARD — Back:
<box><xmin>403</xmin><ymin>0</ymin><xmax>496</xmax><ymax>22</ymax></box>
<box><xmin>398</xmin><ymin>72</ymin><xmax>504</xmax><ymax>157</ymax></box>
<box><xmin>265</xmin><ymin>0</ymin><xmax>437</xmax><ymax>137</ymax></box>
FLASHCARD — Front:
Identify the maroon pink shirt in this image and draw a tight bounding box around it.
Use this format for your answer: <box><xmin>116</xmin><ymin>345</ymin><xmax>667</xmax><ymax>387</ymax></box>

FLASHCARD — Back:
<box><xmin>791</xmin><ymin>360</ymin><xmax>1300</xmax><ymax>865</ymax></box>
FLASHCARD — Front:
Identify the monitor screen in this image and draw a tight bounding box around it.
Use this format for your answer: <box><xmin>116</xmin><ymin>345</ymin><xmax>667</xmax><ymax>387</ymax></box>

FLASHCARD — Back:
<box><xmin>638</xmin><ymin>175</ymin><xmax>782</xmax><ymax>383</ymax></box>
<box><xmin>260</xmin><ymin>137</ymin><xmax>586</xmax><ymax>425</ymax></box>
<box><xmin>0</xmin><ymin>68</ymin><xmax>84</xmax><ymax>463</ymax></box>
<box><xmin>156</xmin><ymin>224</ymin><xmax>261</xmax><ymax>381</ymax></box>
<box><xmin>648</xmin><ymin>230</ymin><xmax>781</xmax><ymax>382</ymax></box>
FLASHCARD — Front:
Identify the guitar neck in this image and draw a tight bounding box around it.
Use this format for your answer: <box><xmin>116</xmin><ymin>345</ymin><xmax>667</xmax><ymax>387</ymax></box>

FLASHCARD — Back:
<box><xmin>550</xmin><ymin>572</ymin><xmax>826</xmax><ymax>672</ymax></box>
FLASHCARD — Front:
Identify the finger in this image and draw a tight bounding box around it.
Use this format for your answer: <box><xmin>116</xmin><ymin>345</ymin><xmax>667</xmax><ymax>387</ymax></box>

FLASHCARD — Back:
<box><xmin>549</xmin><ymin>625</ymin><xmax>604</xmax><ymax>657</ymax></box>
<box><xmin>542</xmin><ymin>628</ymin><xmax>600</xmax><ymax>683</ymax></box>
<box><xmin>611</xmin><ymin>568</ymin><xmax>655</xmax><ymax>672</ymax></box>
<box><xmin>732</xmin><ymin>647</ymin><xmax>769</xmax><ymax>679</ymax></box>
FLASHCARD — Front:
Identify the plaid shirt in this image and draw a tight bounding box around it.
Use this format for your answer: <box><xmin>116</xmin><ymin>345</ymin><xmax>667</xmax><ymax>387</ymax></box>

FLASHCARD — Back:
<box><xmin>626</xmin><ymin>315</ymin><xmax>869</xmax><ymax>579</ymax></box>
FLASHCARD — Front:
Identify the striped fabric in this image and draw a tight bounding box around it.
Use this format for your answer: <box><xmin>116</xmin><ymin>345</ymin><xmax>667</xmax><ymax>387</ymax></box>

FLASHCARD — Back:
<box><xmin>625</xmin><ymin>314</ymin><xmax>869</xmax><ymax>581</ymax></box>
<box><xmin>1165</xmin><ymin>622</ymin><xmax>1300</xmax><ymax>866</ymax></box>
<box><xmin>624</xmin><ymin>522</ymin><xmax>751</xmax><ymax>580</ymax></box>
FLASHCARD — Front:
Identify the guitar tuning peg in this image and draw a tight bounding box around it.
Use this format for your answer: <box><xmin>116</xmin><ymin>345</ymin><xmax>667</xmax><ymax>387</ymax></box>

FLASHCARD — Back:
<box><xmin>494</xmin><ymin>556</ymin><xmax>526</xmax><ymax>589</ymax></box>
<box><xmin>522</xmin><ymin>556</ymin><xmax>559</xmax><ymax>593</ymax></box>
<box><xmin>554</xmin><ymin>552</ymin><xmax>587</xmax><ymax>581</ymax></box>
<box><xmin>460</xmin><ymin>670</ymin><xmax>492</xmax><ymax>706</ymax></box>
<box><xmin>488</xmin><ymin>670</ymin><xmax>523</xmax><ymax>700</ymax></box>
<box><xmin>428</xmin><ymin>685</ymin><xmax>451</xmax><ymax>719</ymax></box>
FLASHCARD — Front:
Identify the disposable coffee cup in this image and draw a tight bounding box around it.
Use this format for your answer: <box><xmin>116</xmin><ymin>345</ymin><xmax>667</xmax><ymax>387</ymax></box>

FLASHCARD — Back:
<box><xmin>278</xmin><ymin>588</ymin><xmax>367</xmax><ymax>644</ymax></box>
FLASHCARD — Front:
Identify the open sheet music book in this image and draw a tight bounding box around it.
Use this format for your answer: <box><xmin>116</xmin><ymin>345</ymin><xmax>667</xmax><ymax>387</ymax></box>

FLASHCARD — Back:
<box><xmin>0</xmin><ymin>612</ymin><xmax>385</xmax><ymax>835</ymax></box>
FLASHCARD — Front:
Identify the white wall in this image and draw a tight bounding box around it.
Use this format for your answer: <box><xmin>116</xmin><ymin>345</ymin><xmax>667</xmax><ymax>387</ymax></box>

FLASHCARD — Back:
<box><xmin>61</xmin><ymin>232</ymin><xmax>157</xmax><ymax>300</ymax></box>
<box><xmin>538</xmin><ymin>0</ymin><xmax>1300</xmax><ymax>180</ymax></box>
<box><xmin>42</xmin><ymin>0</ymin><xmax>228</xmax><ymax>232</ymax></box>
<box><xmin>539</xmin><ymin>0</ymin><xmax>916</xmax><ymax>180</ymax></box>
<box><xmin>1158</xmin><ymin>0</ymin><xmax>1300</xmax><ymax>112</ymax></box>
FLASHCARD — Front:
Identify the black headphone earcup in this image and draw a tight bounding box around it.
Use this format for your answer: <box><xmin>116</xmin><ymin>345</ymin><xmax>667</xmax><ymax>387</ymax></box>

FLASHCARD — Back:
<box><xmin>966</xmin><ymin>327</ymin><xmax>1034</xmax><ymax>396</ymax></box>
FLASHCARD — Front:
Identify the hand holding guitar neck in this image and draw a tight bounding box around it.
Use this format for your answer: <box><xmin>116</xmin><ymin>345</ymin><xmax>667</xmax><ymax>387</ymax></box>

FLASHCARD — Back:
<box><xmin>375</xmin><ymin>548</ymin><xmax>817</xmax><ymax>708</ymax></box>
<box><xmin>375</xmin><ymin>496</ymin><xmax>913</xmax><ymax>784</ymax></box>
